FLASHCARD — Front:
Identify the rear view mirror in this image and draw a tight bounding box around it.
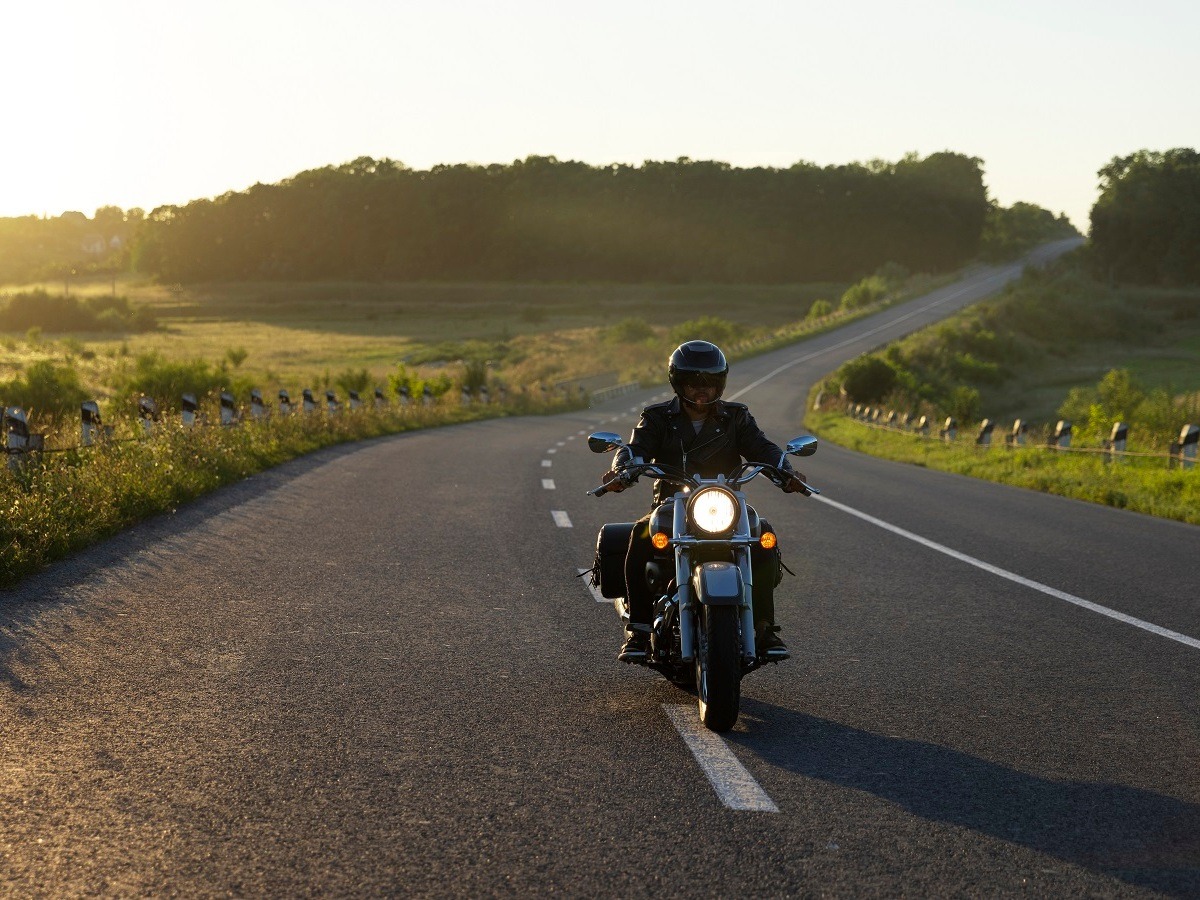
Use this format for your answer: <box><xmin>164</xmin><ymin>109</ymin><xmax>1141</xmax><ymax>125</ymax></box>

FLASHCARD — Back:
<box><xmin>785</xmin><ymin>435</ymin><xmax>818</xmax><ymax>457</ymax></box>
<box><xmin>588</xmin><ymin>432</ymin><xmax>624</xmax><ymax>453</ymax></box>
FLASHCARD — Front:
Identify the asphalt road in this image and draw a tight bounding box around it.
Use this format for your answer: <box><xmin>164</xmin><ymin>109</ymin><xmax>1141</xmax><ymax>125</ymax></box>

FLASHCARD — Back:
<box><xmin>4</xmin><ymin>240</ymin><xmax>1199</xmax><ymax>897</ymax></box>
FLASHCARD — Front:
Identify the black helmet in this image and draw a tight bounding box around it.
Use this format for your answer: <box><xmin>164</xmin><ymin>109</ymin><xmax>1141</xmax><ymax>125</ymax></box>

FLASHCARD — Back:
<box><xmin>668</xmin><ymin>340</ymin><xmax>728</xmax><ymax>402</ymax></box>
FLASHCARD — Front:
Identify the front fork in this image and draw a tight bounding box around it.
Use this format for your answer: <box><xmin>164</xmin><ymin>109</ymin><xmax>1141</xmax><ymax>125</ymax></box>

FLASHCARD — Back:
<box><xmin>675</xmin><ymin>502</ymin><xmax>757</xmax><ymax>662</ymax></box>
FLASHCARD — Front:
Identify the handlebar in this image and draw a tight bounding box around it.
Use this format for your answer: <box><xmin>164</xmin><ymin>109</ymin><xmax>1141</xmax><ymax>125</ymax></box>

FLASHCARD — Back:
<box><xmin>587</xmin><ymin>461</ymin><xmax>819</xmax><ymax>497</ymax></box>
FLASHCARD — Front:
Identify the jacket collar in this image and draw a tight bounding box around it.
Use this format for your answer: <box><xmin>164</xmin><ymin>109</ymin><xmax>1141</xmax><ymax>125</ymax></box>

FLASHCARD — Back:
<box><xmin>666</xmin><ymin>395</ymin><xmax>731</xmax><ymax>421</ymax></box>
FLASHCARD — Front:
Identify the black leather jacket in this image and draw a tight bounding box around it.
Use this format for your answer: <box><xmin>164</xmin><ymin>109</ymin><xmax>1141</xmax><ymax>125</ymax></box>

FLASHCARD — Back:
<box><xmin>618</xmin><ymin>396</ymin><xmax>795</xmax><ymax>505</ymax></box>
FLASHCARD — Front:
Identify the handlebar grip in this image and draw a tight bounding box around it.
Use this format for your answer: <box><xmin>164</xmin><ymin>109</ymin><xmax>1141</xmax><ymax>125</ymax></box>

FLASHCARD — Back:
<box><xmin>588</xmin><ymin>484</ymin><xmax>609</xmax><ymax>497</ymax></box>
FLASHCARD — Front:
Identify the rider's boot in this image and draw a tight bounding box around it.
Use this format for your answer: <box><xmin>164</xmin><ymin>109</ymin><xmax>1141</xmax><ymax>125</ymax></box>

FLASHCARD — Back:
<box><xmin>618</xmin><ymin>626</ymin><xmax>650</xmax><ymax>662</ymax></box>
<box><xmin>757</xmin><ymin>623</ymin><xmax>789</xmax><ymax>660</ymax></box>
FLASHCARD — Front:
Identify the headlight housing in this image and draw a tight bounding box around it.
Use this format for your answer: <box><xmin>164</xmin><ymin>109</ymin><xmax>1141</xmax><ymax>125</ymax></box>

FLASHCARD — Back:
<box><xmin>688</xmin><ymin>486</ymin><xmax>739</xmax><ymax>536</ymax></box>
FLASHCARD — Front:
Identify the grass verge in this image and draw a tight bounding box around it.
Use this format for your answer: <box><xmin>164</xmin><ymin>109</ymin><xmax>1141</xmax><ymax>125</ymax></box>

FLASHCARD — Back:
<box><xmin>807</xmin><ymin>406</ymin><xmax>1200</xmax><ymax>526</ymax></box>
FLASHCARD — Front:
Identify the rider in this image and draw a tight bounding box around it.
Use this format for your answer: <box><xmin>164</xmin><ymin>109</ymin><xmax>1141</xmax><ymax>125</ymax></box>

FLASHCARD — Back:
<box><xmin>601</xmin><ymin>340</ymin><xmax>809</xmax><ymax>662</ymax></box>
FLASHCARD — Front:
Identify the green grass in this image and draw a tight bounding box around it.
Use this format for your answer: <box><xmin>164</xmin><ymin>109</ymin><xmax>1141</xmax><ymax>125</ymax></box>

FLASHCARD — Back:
<box><xmin>808</xmin><ymin>406</ymin><xmax>1200</xmax><ymax>526</ymax></box>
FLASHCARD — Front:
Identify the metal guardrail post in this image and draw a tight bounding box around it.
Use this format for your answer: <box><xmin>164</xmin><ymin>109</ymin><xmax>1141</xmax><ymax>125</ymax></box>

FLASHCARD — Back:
<box><xmin>82</xmin><ymin>401</ymin><xmax>101</xmax><ymax>446</ymax></box>
<box><xmin>250</xmin><ymin>389</ymin><xmax>266</xmax><ymax>419</ymax></box>
<box><xmin>182</xmin><ymin>393</ymin><xmax>199</xmax><ymax>427</ymax></box>
<box><xmin>1107</xmin><ymin>422</ymin><xmax>1128</xmax><ymax>462</ymax></box>
<box><xmin>1180</xmin><ymin>424</ymin><xmax>1199</xmax><ymax>470</ymax></box>
<box><xmin>303</xmin><ymin>389</ymin><xmax>316</xmax><ymax>414</ymax></box>
<box><xmin>139</xmin><ymin>397</ymin><xmax>158</xmax><ymax>435</ymax></box>
<box><xmin>976</xmin><ymin>419</ymin><xmax>994</xmax><ymax>447</ymax></box>
<box><xmin>1052</xmin><ymin>420</ymin><xmax>1072</xmax><ymax>448</ymax></box>
<box><xmin>219</xmin><ymin>392</ymin><xmax>237</xmax><ymax>426</ymax></box>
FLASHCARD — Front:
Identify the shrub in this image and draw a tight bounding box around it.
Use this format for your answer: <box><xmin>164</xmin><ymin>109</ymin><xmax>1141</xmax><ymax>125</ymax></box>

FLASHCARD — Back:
<box><xmin>0</xmin><ymin>360</ymin><xmax>89</xmax><ymax>419</ymax></box>
<box><xmin>0</xmin><ymin>290</ymin><xmax>156</xmax><ymax>333</ymax></box>
<box><xmin>118</xmin><ymin>352</ymin><xmax>226</xmax><ymax>408</ymax></box>
<box><xmin>838</xmin><ymin>355</ymin><xmax>898</xmax><ymax>403</ymax></box>
<box><xmin>806</xmin><ymin>299</ymin><xmax>833</xmax><ymax>320</ymax></box>
<box><xmin>668</xmin><ymin>315</ymin><xmax>745</xmax><ymax>347</ymax></box>
<box><xmin>604</xmin><ymin>317</ymin><xmax>656</xmax><ymax>345</ymax></box>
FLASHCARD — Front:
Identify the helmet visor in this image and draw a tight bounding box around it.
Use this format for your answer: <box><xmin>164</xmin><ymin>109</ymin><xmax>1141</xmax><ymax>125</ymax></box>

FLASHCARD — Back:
<box><xmin>677</xmin><ymin>371</ymin><xmax>725</xmax><ymax>391</ymax></box>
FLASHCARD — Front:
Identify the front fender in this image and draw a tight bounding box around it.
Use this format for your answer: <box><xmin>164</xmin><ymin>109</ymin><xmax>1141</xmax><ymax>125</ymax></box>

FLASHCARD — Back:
<box><xmin>691</xmin><ymin>562</ymin><xmax>744</xmax><ymax>606</ymax></box>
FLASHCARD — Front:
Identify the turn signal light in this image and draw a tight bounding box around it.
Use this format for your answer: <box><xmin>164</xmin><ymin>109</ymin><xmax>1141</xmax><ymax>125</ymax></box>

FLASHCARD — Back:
<box><xmin>651</xmin><ymin>532</ymin><xmax>670</xmax><ymax>550</ymax></box>
<box><xmin>760</xmin><ymin>532</ymin><xmax>777</xmax><ymax>550</ymax></box>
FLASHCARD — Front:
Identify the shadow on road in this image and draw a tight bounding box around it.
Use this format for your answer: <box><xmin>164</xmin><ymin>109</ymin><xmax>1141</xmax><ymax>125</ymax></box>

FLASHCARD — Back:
<box><xmin>733</xmin><ymin>698</ymin><xmax>1200</xmax><ymax>897</ymax></box>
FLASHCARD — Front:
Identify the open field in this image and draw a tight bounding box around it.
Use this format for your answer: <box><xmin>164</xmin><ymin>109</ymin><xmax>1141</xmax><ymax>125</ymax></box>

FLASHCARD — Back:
<box><xmin>2</xmin><ymin>275</ymin><xmax>852</xmax><ymax>400</ymax></box>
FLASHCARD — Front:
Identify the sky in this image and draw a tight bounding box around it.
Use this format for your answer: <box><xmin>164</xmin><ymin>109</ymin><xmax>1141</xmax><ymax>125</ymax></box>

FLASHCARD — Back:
<box><xmin>1</xmin><ymin>0</ymin><xmax>1196</xmax><ymax>232</ymax></box>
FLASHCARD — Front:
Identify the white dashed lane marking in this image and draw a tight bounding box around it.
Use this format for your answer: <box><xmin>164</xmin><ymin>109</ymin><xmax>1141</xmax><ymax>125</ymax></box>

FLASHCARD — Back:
<box><xmin>663</xmin><ymin>705</ymin><xmax>779</xmax><ymax>812</ymax></box>
<box><xmin>542</xmin><ymin>479</ymin><xmax>556</xmax><ymax>490</ymax></box>
<box><xmin>552</xmin><ymin>510</ymin><xmax>573</xmax><ymax>528</ymax></box>
<box><xmin>548</xmin><ymin>448</ymin><xmax>557</xmax><ymax>454</ymax></box>
<box><xmin>576</xmin><ymin>568</ymin><xmax>613</xmax><ymax>604</ymax></box>
<box><xmin>541</xmin><ymin>460</ymin><xmax>552</xmax><ymax>468</ymax></box>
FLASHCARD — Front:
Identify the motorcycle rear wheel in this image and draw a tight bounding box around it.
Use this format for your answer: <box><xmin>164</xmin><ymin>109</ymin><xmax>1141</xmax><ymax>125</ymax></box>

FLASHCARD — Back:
<box><xmin>695</xmin><ymin>605</ymin><xmax>741</xmax><ymax>732</ymax></box>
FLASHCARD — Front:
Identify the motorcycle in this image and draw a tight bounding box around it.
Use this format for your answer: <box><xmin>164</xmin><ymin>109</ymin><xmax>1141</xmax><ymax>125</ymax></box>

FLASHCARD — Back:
<box><xmin>586</xmin><ymin>432</ymin><xmax>819</xmax><ymax>731</ymax></box>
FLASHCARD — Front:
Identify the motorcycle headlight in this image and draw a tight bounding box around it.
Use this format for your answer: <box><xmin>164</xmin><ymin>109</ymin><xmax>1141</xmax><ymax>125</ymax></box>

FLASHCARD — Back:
<box><xmin>688</xmin><ymin>486</ymin><xmax>738</xmax><ymax>536</ymax></box>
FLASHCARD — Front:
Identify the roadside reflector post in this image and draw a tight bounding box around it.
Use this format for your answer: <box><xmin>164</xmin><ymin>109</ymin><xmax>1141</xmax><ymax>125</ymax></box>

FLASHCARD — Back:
<box><xmin>4</xmin><ymin>407</ymin><xmax>30</xmax><ymax>472</ymax></box>
<box><xmin>250</xmin><ymin>388</ymin><xmax>266</xmax><ymax>419</ymax></box>
<box><xmin>326</xmin><ymin>390</ymin><xmax>339</xmax><ymax>414</ymax></box>
<box><xmin>278</xmin><ymin>389</ymin><xmax>292</xmax><ymax>416</ymax></box>
<box><xmin>1009</xmin><ymin>419</ymin><xmax>1027</xmax><ymax>446</ymax></box>
<box><xmin>302</xmin><ymin>389</ymin><xmax>316</xmax><ymax>414</ymax></box>
<box><xmin>398</xmin><ymin>385</ymin><xmax>410</xmax><ymax>407</ymax></box>
<box><xmin>182</xmin><ymin>393</ymin><xmax>199</xmax><ymax>428</ymax></box>
<box><xmin>1180</xmin><ymin>424</ymin><xmax>1199</xmax><ymax>470</ymax></box>
<box><xmin>813</xmin><ymin>390</ymin><xmax>824</xmax><ymax>411</ymax></box>
<box><xmin>374</xmin><ymin>387</ymin><xmax>386</xmax><ymax>409</ymax></box>
<box><xmin>916</xmin><ymin>415</ymin><xmax>929</xmax><ymax>435</ymax></box>
<box><xmin>976</xmin><ymin>419</ymin><xmax>994</xmax><ymax>447</ymax></box>
<box><xmin>423</xmin><ymin>386</ymin><xmax>433</xmax><ymax>406</ymax></box>
<box><xmin>219</xmin><ymin>391</ymin><xmax>236</xmax><ymax>426</ymax></box>
<box><xmin>1107</xmin><ymin>421</ymin><xmax>1128</xmax><ymax>462</ymax></box>
<box><xmin>940</xmin><ymin>417</ymin><xmax>957</xmax><ymax>442</ymax></box>
<box><xmin>349</xmin><ymin>390</ymin><xmax>361</xmax><ymax>411</ymax></box>
<box><xmin>81</xmin><ymin>400</ymin><xmax>101</xmax><ymax>446</ymax></box>
<box><xmin>1052</xmin><ymin>420</ymin><xmax>1072</xmax><ymax>448</ymax></box>
<box><xmin>138</xmin><ymin>397</ymin><xmax>158</xmax><ymax>435</ymax></box>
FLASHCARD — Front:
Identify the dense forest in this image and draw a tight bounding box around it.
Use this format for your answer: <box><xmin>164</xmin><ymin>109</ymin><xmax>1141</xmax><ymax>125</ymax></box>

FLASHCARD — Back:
<box><xmin>1</xmin><ymin>153</ymin><xmax>995</xmax><ymax>285</ymax></box>
<box><xmin>1090</xmin><ymin>148</ymin><xmax>1200</xmax><ymax>286</ymax></box>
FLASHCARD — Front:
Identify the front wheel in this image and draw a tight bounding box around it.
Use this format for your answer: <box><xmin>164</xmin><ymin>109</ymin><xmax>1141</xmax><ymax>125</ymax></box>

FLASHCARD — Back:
<box><xmin>695</xmin><ymin>605</ymin><xmax>741</xmax><ymax>732</ymax></box>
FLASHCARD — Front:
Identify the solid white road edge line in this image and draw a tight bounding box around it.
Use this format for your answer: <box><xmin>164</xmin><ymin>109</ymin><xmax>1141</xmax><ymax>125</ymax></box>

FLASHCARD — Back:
<box><xmin>814</xmin><ymin>494</ymin><xmax>1200</xmax><ymax>651</ymax></box>
<box><xmin>726</xmin><ymin>270</ymin><xmax>1015</xmax><ymax>403</ymax></box>
<box><xmin>662</xmin><ymin>705</ymin><xmax>780</xmax><ymax>812</ymax></box>
<box><xmin>552</xmin><ymin>510</ymin><xmax>573</xmax><ymax>528</ymax></box>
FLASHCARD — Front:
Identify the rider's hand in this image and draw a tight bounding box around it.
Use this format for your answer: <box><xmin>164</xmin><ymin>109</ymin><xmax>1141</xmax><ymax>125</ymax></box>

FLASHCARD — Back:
<box><xmin>602</xmin><ymin>470</ymin><xmax>627</xmax><ymax>493</ymax></box>
<box><xmin>781</xmin><ymin>472</ymin><xmax>809</xmax><ymax>494</ymax></box>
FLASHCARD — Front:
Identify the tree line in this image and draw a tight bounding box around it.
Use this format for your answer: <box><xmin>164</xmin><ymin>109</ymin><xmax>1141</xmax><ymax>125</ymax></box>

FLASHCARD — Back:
<box><xmin>134</xmin><ymin>153</ymin><xmax>989</xmax><ymax>283</ymax></box>
<box><xmin>0</xmin><ymin>154</ymin><xmax>982</xmax><ymax>285</ymax></box>
<box><xmin>4</xmin><ymin>152</ymin><xmax>1093</xmax><ymax>286</ymax></box>
<box><xmin>1090</xmin><ymin>148</ymin><xmax>1200</xmax><ymax>286</ymax></box>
